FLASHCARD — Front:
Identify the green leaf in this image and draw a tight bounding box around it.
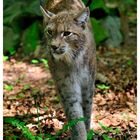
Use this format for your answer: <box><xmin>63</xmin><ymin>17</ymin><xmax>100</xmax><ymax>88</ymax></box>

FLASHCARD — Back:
<box><xmin>40</xmin><ymin>58</ymin><xmax>48</xmax><ymax>64</ymax></box>
<box><xmin>16</xmin><ymin>93</ymin><xmax>25</xmax><ymax>99</ymax></box>
<box><xmin>87</xmin><ymin>130</ymin><xmax>95</xmax><ymax>140</ymax></box>
<box><xmin>99</xmin><ymin>122</ymin><xmax>108</xmax><ymax>131</ymax></box>
<box><xmin>3</xmin><ymin>56</ymin><xmax>9</xmax><ymax>61</ymax></box>
<box><xmin>99</xmin><ymin>122</ymin><xmax>121</xmax><ymax>135</ymax></box>
<box><xmin>51</xmin><ymin>117</ymin><xmax>86</xmax><ymax>140</ymax></box>
<box><xmin>89</xmin><ymin>0</ymin><xmax>109</xmax><ymax>13</ymax></box>
<box><xmin>4</xmin><ymin>2</ymin><xmax>24</xmax><ymax>25</ymax></box>
<box><xmin>27</xmin><ymin>1</ymin><xmax>42</xmax><ymax>16</ymax></box>
<box><xmin>23</xmin><ymin>84</ymin><xmax>30</xmax><ymax>90</ymax></box>
<box><xmin>97</xmin><ymin>84</ymin><xmax>110</xmax><ymax>90</ymax></box>
<box><xmin>114</xmin><ymin>128</ymin><xmax>121</xmax><ymax>134</ymax></box>
<box><xmin>4</xmin><ymin>118</ymin><xmax>36</xmax><ymax>140</ymax></box>
<box><xmin>31</xmin><ymin>59</ymin><xmax>39</xmax><ymax>64</ymax></box>
<box><xmin>40</xmin><ymin>58</ymin><xmax>49</xmax><ymax>68</ymax></box>
<box><xmin>127</xmin><ymin>59</ymin><xmax>133</xmax><ymax>65</ymax></box>
<box><xmin>47</xmin><ymin>79</ymin><xmax>55</xmax><ymax>86</ymax></box>
<box><xmin>82</xmin><ymin>0</ymin><xmax>88</xmax><ymax>5</ymax></box>
<box><xmin>22</xmin><ymin>22</ymin><xmax>41</xmax><ymax>55</ymax></box>
<box><xmin>44</xmin><ymin>107</ymin><xmax>48</xmax><ymax>111</ymax></box>
<box><xmin>4</xmin><ymin>85</ymin><xmax>14</xmax><ymax>91</ymax></box>
<box><xmin>90</xmin><ymin>18</ymin><xmax>108</xmax><ymax>45</ymax></box>
<box><xmin>3</xmin><ymin>26</ymin><xmax>19</xmax><ymax>55</ymax></box>
<box><xmin>5</xmin><ymin>135</ymin><xmax>18</xmax><ymax>140</ymax></box>
<box><xmin>36</xmin><ymin>136</ymin><xmax>43</xmax><ymax>140</ymax></box>
<box><xmin>123</xmin><ymin>0</ymin><xmax>135</xmax><ymax>5</ymax></box>
<box><xmin>102</xmin><ymin>134</ymin><xmax>111</xmax><ymax>140</ymax></box>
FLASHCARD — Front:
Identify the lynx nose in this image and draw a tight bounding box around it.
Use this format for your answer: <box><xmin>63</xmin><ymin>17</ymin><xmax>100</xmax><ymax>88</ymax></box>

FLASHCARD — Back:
<box><xmin>51</xmin><ymin>45</ymin><xmax>65</xmax><ymax>54</ymax></box>
<box><xmin>51</xmin><ymin>45</ymin><xmax>58</xmax><ymax>51</ymax></box>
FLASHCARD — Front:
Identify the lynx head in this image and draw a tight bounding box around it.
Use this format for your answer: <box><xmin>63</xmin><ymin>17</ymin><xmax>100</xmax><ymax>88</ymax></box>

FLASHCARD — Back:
<box><xmin>40</xmin><ymin>6</ymin><xmax>90</xmax><ymax>63</ymax></box>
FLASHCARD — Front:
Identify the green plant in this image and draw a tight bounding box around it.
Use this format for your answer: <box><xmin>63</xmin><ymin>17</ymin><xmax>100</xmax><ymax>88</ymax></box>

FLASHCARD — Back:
<box><xmin>4</xmin><ymin>118</ymin><xmax>36</xmax><ymax>140</ymax></box>
<box><xmin>102</xmin><ymin>134</ymin><xmax>111</xmax><ymax>140</ymax></box>
<box><xmin>3</xmin><ymin>0</ymin><xmax>116</xmax><ymax>56</ymax></box>
<box><xmin>4</xmin><ymin>116</ymin><xmax>122</xmax><ymax>140</ymax></box>
<box><xmin>4</xmin><ymin>117</ymin><xmax>86</xmax><ymax>140</ymax></box>
<box><xmin>97</xmin><ymin>84</ymin><xmax>110</xmax><ymax>90</ymax></box>
<box><xmin>31</xmin><ymin>58</ymin><xmax>49</xmax><ymax>68</ymax></box>
<box><xmin>47</xmin><ymin>79</ymin><xmax>55</xmax><ymax>86</ymax></box>
<box><xmin>82</xmin><ymin>0</ymin><xmax>87</xmax><ymax>5</ymax></box>
<box><xmin>4</xmin><ymin>0</ymin><xmax>42</xmax><ymax>55</ymax></box>
<box><xmin>87</xmin><ymin>129</ymin><xmax>114</xmax><ymax>140</ymax></box>
<box><xmin>4</xmin><ymin>84</ymin><xmax>14</xmax><ymax>91</ymax></box>
<box><xmin>82</xmin><ymin>0</ymin><xmax>109</xmax><ymax>45</ymax></box>
<box><xmin>23</xmin><ymin>84</ymin><xmax>30</xmax><ymax>90</ymax></box>
<box><xmin>44</xmin><ymin>106</ymin><xmax>48</xmax><ymax>111</ymax></box>
<box><xmin>3</xmin><ymin>55</ymin><xmax>9</xmax><ymax>61</ymax></box>
<box><xmin>31</xmin><ymin>59</ymin><xmax>39</xmax><ymax>64</ymax></box>
<box><xmin>40</xmin><ymin>58</ymin><xmax>49</xmax><ymax>68</ymax></box>
<box><xmin>127</xmin><ymin>59</ymin><xmax>134</xmax><ymax>65</ymax></box>
<box><xmin>86</xmin><ymin>122</ymin><xmax>121</xmax><ymax>140</ymax></box>
<box><xmin>82</xmin><ymin>0</ymin><xmax>109</xmax><ymax>12</ymax></box>
<box><xmin>90</xmin><ymin>18</ymin><xmax>109</xmax><ymax>44</ymax></box>
<box><xmin>16</xmin><ymin>93</ymin><xmax>25</xmax><ymax>99</ymax></box>
<box><xmin>99</xmin><ymin>122</ymin><xmax>121</xmax><ymax>135</ymax></box>
<box><xmin>22</xmin><ymin>21</ymin><xmax>41</xmax><ymax>55</ymax></box>
<box><xmin>88</xmin><ymin>0</ymin><xmax>109</xmax><ymax>12</ymax></box>
<box><xmin>87</xmin><ymin>129</ymin><xmax>96</xmax><ymax>140</ymax></box>
<box><xmin>50</xmin><ymin>117</ymin><xmax>86</xmax><ymax>140</ymax></box>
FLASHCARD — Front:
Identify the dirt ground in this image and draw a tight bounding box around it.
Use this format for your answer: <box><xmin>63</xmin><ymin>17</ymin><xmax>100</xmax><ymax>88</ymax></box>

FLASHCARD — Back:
<box><xmin>3</xmin><ymin>41</ymin><xmax>137</xmax><ymax>139</ymax></box>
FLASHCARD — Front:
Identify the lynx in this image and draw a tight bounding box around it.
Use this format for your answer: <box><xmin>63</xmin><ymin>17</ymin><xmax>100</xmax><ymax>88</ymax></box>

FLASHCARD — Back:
<box><xmin>40</xmin><ymin>0</ymin><xmax>96</xmax><ymax>139</ymax></box>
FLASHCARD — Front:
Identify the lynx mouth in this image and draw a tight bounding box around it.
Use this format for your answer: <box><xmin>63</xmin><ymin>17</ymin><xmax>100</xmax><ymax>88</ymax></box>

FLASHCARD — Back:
<box><xmin>52</xmin><ymin>48</ymin><xmax>66</xmax><ymax>60</ymax></box>
<box><xmin>52</xmin><ymin>46</ymin><xmax>74</xmax><ymax>62</ymax></box>
<box><xmin>53</xmin><ymin>48</ymin><xmax>65</xmax><ymax>54</ymax></box>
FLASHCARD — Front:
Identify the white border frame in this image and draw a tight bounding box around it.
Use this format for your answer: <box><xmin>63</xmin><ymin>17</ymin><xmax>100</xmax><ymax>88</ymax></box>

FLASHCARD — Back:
<box><xmin>0</xmin><ymin>0</ymin><xmax>3</xmax><ymax>139</ymax></box>
<box><xmin>137</xmin><ymin>0</ymin><xmax>139</xmax><ymax>139</ymax></box>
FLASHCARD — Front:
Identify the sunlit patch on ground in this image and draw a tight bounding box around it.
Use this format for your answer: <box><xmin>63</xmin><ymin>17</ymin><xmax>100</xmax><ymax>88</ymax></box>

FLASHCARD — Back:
<box><xmin>3</xmin><ymin>46</ymin><xmax>136</xmax><ymax>139</ymax></box>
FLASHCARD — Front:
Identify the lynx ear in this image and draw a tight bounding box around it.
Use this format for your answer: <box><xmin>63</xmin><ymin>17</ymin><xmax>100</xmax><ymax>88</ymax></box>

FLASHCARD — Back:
<box><xmin>40</xmin><ymin>6</ymin><xmax>55</xmax><ymax>22</ymax></box>
<box><xmin>74</xmin><ymin>7</ymin><xmax>90</xmax><ymax>27</ymax></box>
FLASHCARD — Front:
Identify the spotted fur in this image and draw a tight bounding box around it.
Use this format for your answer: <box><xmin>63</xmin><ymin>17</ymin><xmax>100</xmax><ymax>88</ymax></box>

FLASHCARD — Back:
<box><xmin>40</xmin><ymin>0</ymin><xmax>96</xmax><ymax>139</ymax></box>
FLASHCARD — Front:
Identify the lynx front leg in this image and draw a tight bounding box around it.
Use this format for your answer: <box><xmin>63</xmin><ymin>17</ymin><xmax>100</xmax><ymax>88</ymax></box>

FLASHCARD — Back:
<box><xmin>59</xmin><ymin>85</ymin><xmax>87</xmax><ymax>140</ymax></box>
<box><xmin>65</xmin><ymin>100</ymin><xmax>87</xmax><ymax>140</ymax></box>
<box><xmin>82</xmin><ymin>82</ymin><xmax>95</xmax><ymax>131</ymax></box>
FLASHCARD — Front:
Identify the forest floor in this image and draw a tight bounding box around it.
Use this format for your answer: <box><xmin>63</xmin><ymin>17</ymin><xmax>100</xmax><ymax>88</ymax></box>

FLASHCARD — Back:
<box><xmin>3</xmin><ymin>44</ymin><xmax>137</xmax><ymax>140</ymax></box>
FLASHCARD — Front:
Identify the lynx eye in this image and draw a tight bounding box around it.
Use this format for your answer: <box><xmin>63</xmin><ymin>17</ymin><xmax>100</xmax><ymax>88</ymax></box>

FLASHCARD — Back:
<box><xmin>62</xmin><ymin>31</ymin><xmax>72</xmax><ymax>37</ymax></box>
<box><xmin>47</xmin><ymin>29</ymin><xmax>53</xmax><ymax>36</ymax></box>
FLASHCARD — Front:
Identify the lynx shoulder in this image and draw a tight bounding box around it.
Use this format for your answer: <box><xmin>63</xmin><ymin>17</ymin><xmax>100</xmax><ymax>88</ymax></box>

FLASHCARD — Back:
<box><xmin>40</xmin><ymin>0</ymin><xmax>96</xmax><ymax>139</ymax></box>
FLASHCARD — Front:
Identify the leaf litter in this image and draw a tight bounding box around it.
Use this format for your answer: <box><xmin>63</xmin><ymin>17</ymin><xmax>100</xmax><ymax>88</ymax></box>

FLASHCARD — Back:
<box><xmin>3</xmin><ymin>46</ymin><xmax>136</xmax><ymax>139</ymax></box>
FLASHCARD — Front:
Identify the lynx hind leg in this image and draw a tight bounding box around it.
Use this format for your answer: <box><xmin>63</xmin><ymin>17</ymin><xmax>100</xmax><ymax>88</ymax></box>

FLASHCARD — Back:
<box><xmin>82</xmin><ymin>83</ymin><xmax>94</xmax><ymax>131</ymax></box>
<box><xmin>60</xmin><ymin>91</ymin><xmax>87</xmax><ymax>140</ymax></box>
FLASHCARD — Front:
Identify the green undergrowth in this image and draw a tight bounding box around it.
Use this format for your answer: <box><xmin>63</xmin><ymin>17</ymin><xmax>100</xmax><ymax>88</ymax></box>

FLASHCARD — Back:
<box><xmin>4</xmin><ymin>116</ymin><xmax>120</xmax><ymax>140</ymax></box>
<box><xmin>31</xmin><ymin>58</ymin><xmax>49</xmax><ymax>68</ymax></box>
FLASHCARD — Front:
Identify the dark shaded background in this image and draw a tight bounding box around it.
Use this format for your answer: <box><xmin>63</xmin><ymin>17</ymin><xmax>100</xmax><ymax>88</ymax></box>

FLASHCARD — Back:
<box><xmin>3</xmin><ymin>0</ymin><xmax>136</xmax><ymax>58</ymax></box>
